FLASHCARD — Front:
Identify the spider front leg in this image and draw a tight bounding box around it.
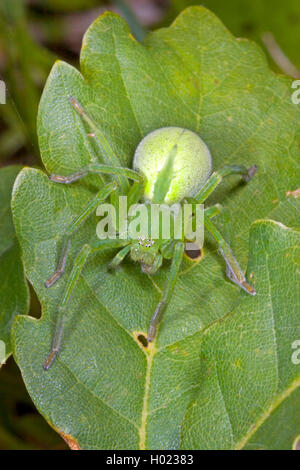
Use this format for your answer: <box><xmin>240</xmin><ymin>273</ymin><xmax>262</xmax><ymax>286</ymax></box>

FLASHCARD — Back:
<box><xmin>49</xmin><ymin>96</ymin><xmax>144</xmax><ymax>192</ymax></box>
<box><xmin>43</xmin><ymin>238</ymin><xmax>130</xmax><ymax>370</ymax></box>
<box><xmin>204</xmin><ymin>213</ymin><xmax>256</xmax><ymax>296</ymax></box>
<box><xmin>108</xmin><ymin>244</ymin><xmax>132</xmax><ymax>270</ymax></box>
<box><xmin>69</xmin><ymin>96</ymin><xmax>128</xmax><ymax>191</ymax></box>
<box><xmin>147</xmin><ymin>241</ymin><xmax>184</xmax><ymax>342</ymax></box>
<box><xmin>49</xmin><ymin>162</ymin><xmax>142</xmax><ymax>189</ymax></box>
<box><xmin>204</xmin><ymin>203</ymin><xmax>223</xmax><ymax>219</ymax></box>
<box><xmin>193</xmin><ymin>164</ymin><xmax>257</xmax><ymax>203</ymax></box>
<box><xmin>43</xmin><ymin>243</ymin><xmax>92</xmax><ymax>370</ymax></box>
<box><xmin>45</xmin><ymin>181</ymin><xmax>118</xmax><ymax>288</ymax></box>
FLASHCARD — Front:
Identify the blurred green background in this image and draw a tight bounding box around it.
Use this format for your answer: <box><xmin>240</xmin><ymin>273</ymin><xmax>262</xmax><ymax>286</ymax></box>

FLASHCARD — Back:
<box><xmin>0</xmin><ymin>0</ymin><xmax>299</xmax><ymax>450</ymax></box>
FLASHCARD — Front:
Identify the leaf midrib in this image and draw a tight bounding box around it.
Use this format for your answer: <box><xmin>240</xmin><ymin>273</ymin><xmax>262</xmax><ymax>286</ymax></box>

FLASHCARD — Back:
<box><xmin>139</xmin><ymin>342</ymin><xmax>156</xmax><ymax>449</ymax></box>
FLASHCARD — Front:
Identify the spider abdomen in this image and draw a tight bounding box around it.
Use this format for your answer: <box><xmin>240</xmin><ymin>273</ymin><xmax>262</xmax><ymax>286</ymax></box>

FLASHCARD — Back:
<box><xmin>133</xmin><ymin>127</ymin><xmax>212</xmax><ymax>204</ymax></box>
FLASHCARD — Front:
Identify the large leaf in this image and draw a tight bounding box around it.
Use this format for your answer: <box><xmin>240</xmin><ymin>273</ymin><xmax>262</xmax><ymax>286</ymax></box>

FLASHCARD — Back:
<box><xmin>181</xmin><ymin>220</ymin><xmax>300</xmax><ymax>449</ymax></box>
<box><xmin>167</xmin><ymin>0</ymin><xmax>300</xmax><ymax>74</ymax></box>
<box><xmin>244</xmin><ymin>387</ymin><xmax>300</xmax><ymax>450</ymax></box>
<box><xmin>11</xmin><ymin>7</ymin><xmax>300</xmax><ymax>449</ymax></box>
<box><xmin>0</xmin><ymin>166</ymin><xmax>29</xmax><ymax>363</ymax></box>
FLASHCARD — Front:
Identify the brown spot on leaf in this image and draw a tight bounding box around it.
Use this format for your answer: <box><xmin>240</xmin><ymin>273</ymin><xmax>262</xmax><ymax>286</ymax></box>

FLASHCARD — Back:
<box><xmin>133</xmin><ymin>331</ymin><xmax>149</xmax><ymax>351</ymax></box>
<box><xmin>184</xmin><ymin>244</ymin><xmax>203</xmax><ymax>262</ymax></box>
<box><xmin>137</xmin><ymin>334</ymin><xmax>148</xmax><ymax>348</ymax></box>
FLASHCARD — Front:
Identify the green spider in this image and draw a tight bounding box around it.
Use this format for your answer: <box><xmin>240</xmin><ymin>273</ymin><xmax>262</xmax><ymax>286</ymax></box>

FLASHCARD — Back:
<box><xmin>43</xmin><ymin>96</ymin><xmax>257</xmax><ymax>370</ymax></box>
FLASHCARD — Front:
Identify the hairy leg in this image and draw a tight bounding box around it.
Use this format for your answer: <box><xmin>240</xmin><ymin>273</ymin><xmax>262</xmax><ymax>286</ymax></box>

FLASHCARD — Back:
<box><xmin>193</xmin><ymin>164</ymin><xmax>257</xmax><ymax>204</ymax></box>
<box><xmin>49</xmin><ymin>163</ymin><xmax>142</xmax><ymax>186</ymax></box>
<box><xmin>69</xmin><ymin>96</ymin><xmax>128</xmax><ymax>191</ymax></box>
<box><xmin>43</xmin><ymin>244</ymin><xmax>91</xmax><ymax>370</ymax></box>
<box><xmin>147</xmin><ymin>241</ymin><xmax>184</xmax><ymax>342</ymax></box>
<box><xmin>44</xmin><ymin>237</ymin><xmax>130</xmax><ymax>370</ymax></box>
<box><xmin>204</xmin><ymin>203</ymin><xmax>223</xmax><ymax>219</ymax></box>
<box><xmin>45</xmin><ymin>182</ymin><xmax>118</xmax><ymax>288</ymax></box>
<box><xmin>204</xmin><ymin>214</ymin><xmax>256</xmax><ymax>296</ymax></box>
<box><xmin>108</xmin><ymin>244</ymin><xmax>132</xmax><ymax>270</ymax></box>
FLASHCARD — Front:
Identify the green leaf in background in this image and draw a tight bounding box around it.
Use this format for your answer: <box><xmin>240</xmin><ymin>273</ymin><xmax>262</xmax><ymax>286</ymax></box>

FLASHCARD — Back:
<box><xmin>11</xmin><ymin>7</ymin><xmax>300</xmax><ymax>449</ymax></box>
<box><xmin>0</xmin><ymin>166</ymin><xmax>29</xmax><ymax>362</ymax></box>
<box><xmin>167</xmin><ymin>0</ymin><xmax>300</xmax><ymax>76</ymax></box>
<box><xmin>0</xmin><ymin>0</ymin><xmax>55</xmax><ymax>161</ymax></box>
<box><xmin>38</xmin><ymin>0</ymin><xmax>103</xmax><ymax>13</ymax></box>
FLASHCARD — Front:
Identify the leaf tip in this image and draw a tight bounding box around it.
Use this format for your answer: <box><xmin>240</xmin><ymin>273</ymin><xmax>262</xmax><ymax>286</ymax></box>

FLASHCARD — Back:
<box><xmin>55</xmin><ymin>429</ymin><xmax>81</xmax><ymax>450</ymax></box>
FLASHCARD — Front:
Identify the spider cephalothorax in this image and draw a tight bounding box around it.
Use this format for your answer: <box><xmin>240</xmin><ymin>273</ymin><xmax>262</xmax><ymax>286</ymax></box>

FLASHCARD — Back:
<box><xmin>131</xmin><ymin>238</ymin><xmax>161</xmax><ymax>275</ymax></box>
<box><xmin>43</xmin><ymin>96</ymin><xmax>257</xmax><ymax>370</ymax></box>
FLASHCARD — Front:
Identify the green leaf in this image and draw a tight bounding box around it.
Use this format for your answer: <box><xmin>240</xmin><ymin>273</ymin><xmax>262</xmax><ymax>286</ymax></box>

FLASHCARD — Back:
<box><xmin>0</xmin><ymin>166</ymin><xmax>29</xmax><ymax>362</ymax></box>
<box><xmin>167</xmin><ymin>0</ymin><xmax>300</xmax><ymax>74</ymax></box>
<box><xmin>244</xmin><ymin>387</ymin><xmax>300</xmax><ymax>450</ymax></box>
<box><xmin>181</xmin><ymin>220</ymin><xmax>300</xmax><ymax>449</ymax></box>
<box><xmin>11</xmin><ymin>7</ymin><xmax>300</xmax><ymax>449</ymax></box>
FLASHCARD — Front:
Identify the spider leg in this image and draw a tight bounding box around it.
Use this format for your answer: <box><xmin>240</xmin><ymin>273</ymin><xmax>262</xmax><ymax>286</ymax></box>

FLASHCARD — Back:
<box><xmin>108</xmin><ymin>244</ymin><xmax>132</xmax><ymax>270</ymax></box>
<box><xmin>204</xmin><ymin>203</ymin><xmax>223</xmax><ymax>219</ymax></box>
<box><xmin>49</xmin><ymin>162</ymin><xmax>142</xmax><ymax>193</ymax></box>
<box><xmin>69</xmin><ymin>96</ymin><xmax>127</xmax><ymax>186</ymax></box>
<box><xmin>90</xmin><ymin>239</ymin><xmax>131</xmax><ymax>252</ymax></box>
<box><xmin>160</xmin><ymin>240</ymin><xmax>176</xmax><ymax>259</ymax></box>
<box><xmin>111</xmin><ymin>180</ymin><xmax>145</xmax><ymax>237</ymax></box>
<box><xmin>44</xmin><ymin>237</ymin><xmax>130</xmax><ymax>370</ymax></box>
<box><xmin>127</xmin><ymin>180</ymin><xmax>145</xmax><ymax>207</ymax></box>
<box><xmin>193</xmin><ymin>164</ymin><xmax>257</xmax><ymax>203</ymax></box>
<box><xmin>205</xmin><ymin>203</ymin><xmax>233</xmax><ymax>243</ymax></box>
<box><xmin>49</xmin><ymin>96</ymin><xmax>145</xmax><ymax>191</ymax></box>
<box><xmin>69</xmin><ymin>97</ymin><xmax>146</xmax><ymax>192</ymax></box>
<box><xmin>45</xmin><ymin>182</ymin><xmax>117</xmax><ymax>288</ymax></box>
<box><xmin>147</xmin><ymin>241</ymin><xmax>184</xmax><ymax>342</ymax></box>
<box><xmin>45</xmin><ymin>238</ymin><xmax>71</xmax><ymax>288</ymax></box>
<box><xmin>204</xmin><ymin>214</ymin><xmax>256</xmax><ymax>296</ymax></box>
<box><xmin>43</xmin><ymin>244</ymin><xmax>92</xmax><ymax>370</ymax></box>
